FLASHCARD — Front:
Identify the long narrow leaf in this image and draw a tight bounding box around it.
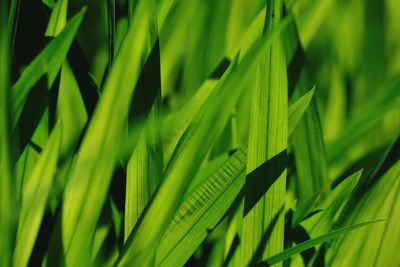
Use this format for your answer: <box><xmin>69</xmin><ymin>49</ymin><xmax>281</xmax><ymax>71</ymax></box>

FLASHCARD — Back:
<box><xmin>0</xmin><ymin>3</ymin><xmax>16</xmax><ymax>266</ymax></box>
<box><xmin>156</xmin><ymin>148</ymin><xmax>246</xmax><ymax>267</ymax></box>
<box><xmin>11</xmin><ymin>8</ymin><xmax>85</xmax><ymax>127</ymax></box>
<box><xmin>45</xmin><ymin>0</ymin><xmax>68</xmax><ymax>37</ymax></box>
<box><xmin>61</xmin><ymin>1</ymin><xmax>158</xmax><ymax>265</ymax></box>
<box><xmin>117</xmin><ymin>14</ymin><xmax>293</xmax><ymax>267</ymax></box>
<box><xmin>154</xmin><ymin>86</ymin><xmax>318</xmax><ymax>266</ymax></box>
<box><xmin>13</xmin><ymin>123</ymin><xmax>62</xmax><ymax>267</ymax></box>
<box><xmin>124</xmin><ymin>0</ymin><xmax>163</xmax><ymax>240</ymax></box>
<box><xmin>241</xmin><ymin>0</ymin><xmax>288</xmax><ymax>265</ymax></box>
<box><xmin>259</xmin><ymin>220</ymin><xmax>384</xmax><ymax>266</ymax></box>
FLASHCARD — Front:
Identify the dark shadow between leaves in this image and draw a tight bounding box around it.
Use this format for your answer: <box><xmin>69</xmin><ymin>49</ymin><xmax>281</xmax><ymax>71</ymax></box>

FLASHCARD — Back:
<box><xmin>311</xmin><ymin>243</ymin><xmax>326</xmax><ymax>267</ymax></box>
<box><xmin>209</xmin><ymin>57</ymin><xmax>231</xmax><ymax>80</ymax></box>
<box><xmin>28</xmin><ymin>206</ymin><xmax>60</xmax><ymax>267</ymax></box>
<box><xmin>129</xmin><ymin>39</ymin><xmax>161</xmax><ymax>124</ymax></box>
<box><xmin>41</xmin><ymin>211</ymin><xmax>66</xmax><ymax>267</ymax></box>
<box><xmin>14</xmin><ymin>76</ymin><xmax>48</xmax><ymax>154</ymax></box>
<box><xmin>288</xmin><ymin>224</ymin><xmax>315</xmax><ymax>265</ymax></box>
<box><xmin>67</xmin><ymin>39</ymin><xmax>99</xmax><ymax>116</ymax></box>
<box><xmin>288</xmin><ymin>44</ymin><xmax>305</xmax><ymax>98</ymax></box>
<box><xmin>244</xmin><ymin>149</ymin><xmax>287</xmax><ymax>217</ymax></box>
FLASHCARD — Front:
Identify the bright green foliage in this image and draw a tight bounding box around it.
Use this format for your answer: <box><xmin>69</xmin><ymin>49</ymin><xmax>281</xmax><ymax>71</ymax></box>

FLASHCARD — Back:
<box><xmin>261</xmin><ymin>219</ymin><xmax>385</xmax><ymax>266</ymax></box>
<box><xmin>1</xmin><ymin>0</ymin><xmax>399</xmax><ymax>267</ymax></box>
<box><xmin>14</xmin><ymin>123</ymin><xmax>61</xmax><ymax>267</ymax></box>
<box><xmin>156</xmin><ymin>147</ymin><xmax>247</xmax><ymax>267</ymax></box>
<box><xmin>0</xmin><ymin>2</ymin><xmax>15</xmax><ymax>267</ymax></box>
<box><xmin>327</xmin><ymin>145</ymin><xmax>400</xmax><ymax>267</ymax></box>
<box><xmin>45</xmin><ymin>0</ymin><xmax>68</xmax><ymax>36</ymax></box>
<box><xmin>61</xmin><ymin>1</ymin><xmax>157</xmax><ymax>265</ymax></box>
<box><xmin>241</xmin><ymin>1</ymin><xmax>288</xmax><ymax>265</ymax></box>
<box><xmin>124</xmin><ymin>0</ymin><xmax>162</xmax><ymax>241</ymax></box>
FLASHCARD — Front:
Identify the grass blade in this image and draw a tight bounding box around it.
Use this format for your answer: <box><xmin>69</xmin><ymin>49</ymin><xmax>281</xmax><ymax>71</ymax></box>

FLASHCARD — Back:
<box><xmin>124</xmin><ymin>0</ymin><xmax>162</xmax><ymax>240</ymax></box>
<box><xmin>291</xmin><ymin>69</ymin><xmax>330</xmax><ymax>203</ymax></box>
<box><xmin>8</xmin><ymin>0</ymin><xmax>21</xmax><ymax>55</ymax></box>
<box><xmin>288</xmin><ymin>87</ymin><xmax>314</xmax><ymax>136</ymax></box>
<box><xmin>106</xmin><ymin>0</ymin><xmax>115</xmax><ymax>74</ymax></box>
<box><xmin>259</xmin><ymin>220</ymin><xmax>385</xmax><ymax>266</ymax></box>
<box><xmin>327</xmin><ymin>141</ymin><xmax>400</xmax><ymax>266</ymax></box>
<box><xmin>301</xmin><ymin>170</ymin><xmax>361</xmax><ymax>237</ymax></box>
<box><xmin>11</xmin><ymin>8</ymin><xmax>85</xmax><ymax>127</ymax></box>
<box><xmin>241</xmin><ymin>0</ymin><xmax>288</xmax><ymax>265</ymax></box>
<box><xmin>61</xmin><ymin>1</ymin><xmax>158</xmax><ymax>265</ymax></box>
<box><xmin>0</xmin><ymin>3</ymin><xmax>16</xmax><ymax>266</ymax></box>
<box><xmin>13</xmin><ymin>123</ymin><xmax>61</xmax><ymax>267</ymax></box>
<box><xmin>156</xmin><ymin>148</ymin><xmax>246</xmax><ymax>267</ymax></box>
<box><xmin>117</xmin><ymin>15</ymin><xmax>292</xmax><ymax>267</ymax></box>
<box><xmin>45</xmin><ymin>0</ymin><xmax>68</xmax><ymax>37</ymax></box>
<box><xmin>155</xmin><ymin>84</ymin><xmax>325</xmax><ymax>266</ymax></box>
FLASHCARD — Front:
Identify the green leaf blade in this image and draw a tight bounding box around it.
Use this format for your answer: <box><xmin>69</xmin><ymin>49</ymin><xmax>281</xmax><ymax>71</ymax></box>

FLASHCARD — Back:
<box><xmin>61</xmin><ymin>1</ymin><xmax>158</xmax><ymax>265</ymax></box>
<box><xmin>12</xmin><ymin>8</ymin><xmax>85</xmax><ymax>127</ymax></box>
<box><xmin>13</xmin><ymin>123</ymin><xmax>62</xmax><ymax>267</ymax></box>
<box><xmin>261</xmin><ymin>220</ymin><xmax>385</xmax><ymax>266</ymax></box>
<box><xmin>241</xmin><ymin>1</ymin><xmax>288</xmax><ymax>265</ymax></box>
<box><xmin>0</xmin><ymin>3</ymin><xmax>16</xmax><ymax>266</ymax></box>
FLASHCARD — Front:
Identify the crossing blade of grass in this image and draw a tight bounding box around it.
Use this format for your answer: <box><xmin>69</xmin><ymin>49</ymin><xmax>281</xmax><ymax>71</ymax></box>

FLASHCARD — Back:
<box><xmin>0</xmin><ymin>3</ymin><xmax>16</xmax><ymax>267</ymax></box>
<box><xmin>154</xmin><ymin>87</ymin><xmax>318</xmax><ymax>266</ymax></box>
<box><xmin>11</xmin><ymin>8</ymin><xmax>85</xmax><ymax>127</ymax></box>
<box><xmin>155</xmin><ymin>43</ymin><xmax>310</xmax><ymax>267</ymax></box>
<box><xmin>17</xmin><ymin>113</ymin><xmax>50</xmax><ymax>192</ymax></box>
<box><xmin>60</xmin><ymin>1</ymin><xmax>157</xmax><ymax>265</ymax></box>
<box><xmin>336</xmin><ymin>137</ymin><xmax>400</xmax><ymax>223</ymax></box>
<box><xmin>327</xmin><ymin>143</ymin><xmax>400</xmax><ymax>267</ymax></box>
<box><xmin>241</xmin><ymin>0</ymin><xmax>288</xmax><ymax>265</ymax></box>
<box><xmin>117</xmin><ymin>16</ymin><xmax>293</xmax><ymax>267</ymax></box>
<box><xmin>301</xmin><ymin>171</ymin><xmax>361</xmax><ymax>237</ymax></box>
<box><xmin>259</xmin><ymin>219</ymin><xmax>384</xmax><ymax>266</ymax></box>
<box><xmin>117</xmin><ymin>56</ymin><xmax>239</xmax><ymax>267</ymax></box>
<box><xmin>13</xmin><ymin>122</ymin><xmax>61</xmax><ymax>267</ymax></box>
<box><xmin>156</xmin><ymin>148</ymin><xmax>246</xmax><ymax>267</ymax></box>
<box><xmin>123</xmin><ymin>78</ymin><xmax>309</xmax><ymax>197</ymax></box>
<box><xmin>287</xmin><ymin>170</ymin><xmax>361</xmax><ymax>265</ymax></box>
<box><xmin>125</xmin><ymin>113</ymin><xmax>163</xmax><ymax>240</ymax></box>
<box><xmin>162</xmin><ymin>79</ymin><xmax>218</xmax><ymax>166</ymax></box>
